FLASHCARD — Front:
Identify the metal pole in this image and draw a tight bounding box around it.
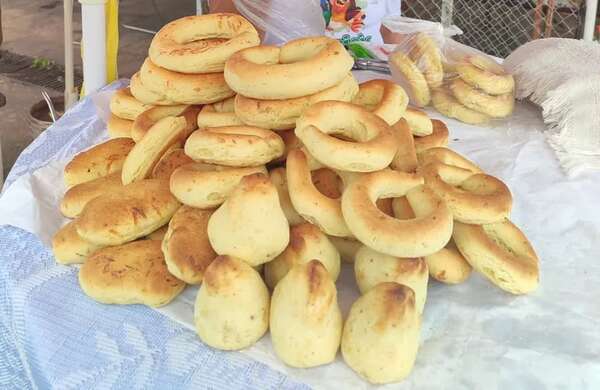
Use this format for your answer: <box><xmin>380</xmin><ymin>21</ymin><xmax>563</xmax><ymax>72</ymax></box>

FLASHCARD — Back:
<box><xmin>79</xmin><ymin>0</ymin><xmax>108</xmax><ymax>95</ymax></box>
<box><xmin>196</xmin><ymin>0</ymin><xmax>209</xmax><ymax>15</ymax></box>
<box><xmin>583</xmin><ymin>0</ymin><xmax>598</xmax><ymax>41</ymax></box>
<box><xmin>441</xmin><ymin>0</ymin><xmax>455</xmax><ymax>28</ymax></box>
<box><xmin>64</xmin><ymin>0</ymin><xmax>78</xmax><ymax>109</ymax></box>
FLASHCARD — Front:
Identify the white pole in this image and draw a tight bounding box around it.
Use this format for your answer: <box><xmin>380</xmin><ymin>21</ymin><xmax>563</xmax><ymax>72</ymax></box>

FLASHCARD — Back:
<box><xmin>63</xmin><ymin>0</ymin><xmax>78</xmax><ymax>108</ymax></box>
<box><xmin>583</xmin><ymin>0</ymin><xmax>598</xmax><ymax>41</ymax></box>
<box><xmin>79</xmin><ymin>0</ymin><xmax>108</xmax><ymax>95</ymax></box>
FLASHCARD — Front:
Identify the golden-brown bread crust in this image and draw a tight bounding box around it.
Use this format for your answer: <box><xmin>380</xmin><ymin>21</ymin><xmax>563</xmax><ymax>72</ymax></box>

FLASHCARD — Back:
<box><xmin>194</xmin><ymin>255</ymin><xmax>270</xmax><ymax>350</ymax></box>
<box><xmin>269</xmin><ymin>167</ymin><xmax>304</xmax><ymax>226</ymax></box>
<box><xmin>402</xmin><ymin>107</ymin><xmax>433</xmax><ymax>136</ymax></box>
<box><xmin>122</xmin><ymin>107</ymin><xmax>200</xmax><ymax>184</ymax></box>
<box><xmin>224</xmin><ymin>37</ymin><xmax>354</xmax><ymax>99</ymax></box>
<box><xmin>418</xmin><ymin>147</ymin><xmax>482</xmax><ymax>173</ymax></box>
<box><xmin>184</xmin><ymin>126</ymin><xmax>285</xmax><ymax>167</ymax></box>
<box><xmin>139</xmin><ymin>58</ymin><xmax>235</xmax><ymax>105</ymax></box>
<box><xmin>145</xmin><ymin>225</ymin><xmax>169</xmax><ymax>241</ymax></box>
<box><xmin>352</xmin><ymin>79</ymin><xmax>409</xmax><ymax>125</ymax></box>
<box><xmin>149</xmin><ymin>14</ymin><xmax>260</xmax><ymax>74</ymax></box>
<box><xmin>341</xmin><ymin>282</ymin><xmax>420</xmax><ymax>384</ymax></box>
<box><xmin>131</xmin><ymin>104</ymin><xmax>198</xmax><ymax>143</ymax></box>
<box><xmin>107</xmin><ymin>114</ymin><xmax>133</xmax><ymax>138</ymax></box>
<box><xmin>272</xmin><ymin>129</ymin><xmax>301</xmax><ymax>164</ymax></box>
<box><xmin>389</xmin><ymin>51</ymin><xmax>430</xmax><ymax>107</ymax></box>
<box><xmin>52</xmin><ymin>220</ymin><xmax>104</xmax><ymax>264</ymax></box>
<box><xmin>60</xmin><ymin>172</ymin><xmax>124</xmax><ymax>218</ymax></box>
<box><xmin>79</xmin><ymin>240</ymin><xmax>185</xmax><ymax>307</ymax></box>
<box><xmin>354</xmin><ymin>246</ymin><xmax>428</xmax><ymax>314</ymax></box>
<box><xmin>129</xmin><ymin>72</ymin><xmax>178</xmax><ymax>106</ymax></box>
<box><xmin>151</xmin><ymin>148</ymin><xmax>194</xmax><ymax>180</ymax></box>
<box><xmin>234</xmin><ymin>73</ymin><xmax>358</xmax><ymax>130</ymax></box>
<box><xmin>286</xmin><ymin>149</ymin><xmax>351</xmax><ymax>237</ymax></box>
<box><xmin>109</xmin><ymin>88</ymin><xmax>153</xmax><ymax>120</ymax></box>
<box><xmin>295</xmin><ymin>101</ymin><xmax>397</xmax><ymax>172</ymax></box>
<box><xmin>431</xmin><ymin>88</ymin><xmax>491</xmax><ymax>125</ymax></box>
<box><xmin>413</xmin><ymin>119</ymin><xmax>449</xmax><ymax>153</ymax></box>
<box><xmin>453</xmin><ymin>219</ymin><xmax>539</xmax><ymax>294</ymax></box>
<box><xmin>264</xmin><ymin>222</ymin><xmax>341</xmax><ymax>289</ymax></box>
<box><xmin>409</xmin><ymin>32</ymin><xmax>444</xmax><ymax>88</ymax></box>
<box><xmin>197</xmin><ymin>96</ymin><xmax>244</xmax><ymax>129</ymax></box>
<box><xmin>455</xmin><ymin>55</ymin><xmax>515</xmax><ymax>95</ymax></box>
<box><xmin>390</xmin><ymin>119</ymin><xmax>418</xmax><ymax>173</ymax></box>
<box><xmin>64</xmin><ymin>138</ymin><xmax>135</xmax><ymax>187</ymax></box>
<box><xmin>425</xmin><ymin>239</ymin><xmax>472</xmax><ymax>284</ymax></box>
<box><xmin>449</xmin><ymin>78</ymin><xmax>514</xmax><ymax>118</ymax></box>
<box><xmin>170</xmin><ymin>162</ymin><xmax>267</xmax><ymax>208</ymax></box>
<box><xmin>270</xmin><ymin>260</ymin><xmax>343</xmax><ymax>367</ymax></box>
<box><xmin>76</xmin><ymin>179</ymin><xmax>181</xmax><ymax>246</ymax></box>
<box><xmin>207</xmin><ymin>173</ymin><xmax>290</xmax><ymax>266</ymax></box>
<box><xmin>421</xmin><ymin>162</ymin><xmax>512</xmax><ymax>224</ymax></box>
<box><xmin>341</xmin><ymin>170</ymin><xmax>453</xmax><ymax>258</ymax></box>
<box><xmin>162</xmin><ymin>206</ymin><xmax>217</xmax><ymax>284</ymax></box>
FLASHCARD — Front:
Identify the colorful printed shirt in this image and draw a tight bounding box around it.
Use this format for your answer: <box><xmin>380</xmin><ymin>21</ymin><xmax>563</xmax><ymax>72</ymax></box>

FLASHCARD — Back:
<box><xmin>320</xmin><ymin>0</ymin><xmax>401</xmax><ymax>45</ymax></box>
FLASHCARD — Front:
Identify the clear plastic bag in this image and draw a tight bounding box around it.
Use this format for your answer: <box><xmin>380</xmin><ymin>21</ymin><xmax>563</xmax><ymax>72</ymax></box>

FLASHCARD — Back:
<box><xmin>233</xmin><ymin>0</ymin><xmax>325</xmax><ymax>45</ymax></box>
<box><xmin>384</xmin><ymin>16</ymin><xmax>516</xmax><ymax>125</ymax></box>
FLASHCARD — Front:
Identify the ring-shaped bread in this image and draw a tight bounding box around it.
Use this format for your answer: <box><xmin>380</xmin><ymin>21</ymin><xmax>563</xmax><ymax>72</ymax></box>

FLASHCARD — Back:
<box><xmin>132</xmin><ymin>104</ymin><xmax>198</xmax><ymax>142</ymax></box>
<box><xmin>455</xmin><ymin>55</ymin><xmax>515</xmax><ymax>96</ymax></box>
<box><xmin>390</xmin><ymin>119</ymin><xmax>418</xmax><ymax>173</ymax></box>
<box><xmin>352</xmin><ymin>79</ymin><xmax>409</xmax><ymax>125</ymax></box>
<box><xmin>224</xmin><ymin>36</ymin><xmax>354</xmax><ymax>99</ymax></box>
<box><xmin>413</xmin><ymin>119</ymin><xmax>449</xmax><ymax>153</ymax></box>
<box><xmin>389</xmin><ymin>51</ymin><xmax>431</xmax><ymax>107</ymax></box>
<box><xmin>418</xmin><ymin>147</ymin><xmax>482</xmax><ymax>173</ymax></box>
<box><xmin>295</xmin><ymin>101</ymin><xmax>397</xmax><ymax>172</ymax></box>
<box><xmin>341</xmin><ymin>169</ymin><xmax>453</xmax><ymax>257</ymax></box>
<box><xmin>109</xmin><ymin>88</ymin><xmax>152</xmax><ymax>120</ymax></box>
<box><xmin>234</xmin><ymin>73</ymin><xmax>358</xmax><ymax>130</ymax></box>
<box><xmin>197</xmin><ymin>97</ymin><xmax>244</xmax><ymax>129</ymax></box>
<box><xmin>402</xmin><ymin>107</ymin><xmax>433</xmax><ymax>136</ymax></box>
<box><xmin>169</xmin><ymin>162</ymin><xmax>267</xmax><ymax>208</ymax></box>
<box><xmin>149</xmin><ymin>13</ymin><xmax>260</xmax><ymax>74</ymax></box>
<box><xmin>129</xmin><ymin>72</ymin><xmax>177</xmax><ymax>106</ymax></box>
<box><xmin>431</xmin><ymin>88</ymin><xmax>491</xmax><ymax>125</ymax></box>
<box><xmin>184</xmin><ymin>126</ymin><xmax>285</xmax><ymax>167</ymax></box>
<box><xmin>453</xmin><ymin>219</ymin><xmax>539</xmax><ymax>294</ymax></box>
<box><xmin>449</xmin><ymin>78</ymin><xmax>514</xmax><ymax>118</ymax></box>
<box><xmin>421</xmin><ymin>162</ymin><xmax>512</xmax><ymax>224</ymax></box>
<box><xmin>409</xmin><ymin>32</ymin><xmax>444</xmax><ymax>88</ymax></box>
<box><xmin>286</xmin><ymin>149</ymin><xmax>352</xmax><ymax>237</ymax></box>
<box><xmin>139</xmin><ymin>58</ymin><xmax>234</xmax><ymax>105</ymax></box>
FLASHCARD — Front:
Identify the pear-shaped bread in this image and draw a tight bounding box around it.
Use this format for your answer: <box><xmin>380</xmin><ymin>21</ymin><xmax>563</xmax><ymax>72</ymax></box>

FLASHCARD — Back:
<box><xmin>341</xmin><ymin>282</ymin><xmax>420</xmax><ymax>384</ymax></box>
<box><xmin>270</xmin><ymin>260</ymin><xmax>342</xmax><ymax>368</ymax></box>
<box><xmin>162</xmin><ymin>206</ymin><xmax>216</xmax><ymax>284</ymax></box>
<box><xmin>354</xmin><ymin>246</ymin><xmax>428</xmax><ymax>314</ymax></box>
<box><xmin>194</xmin><ymin>256</ymin><xmax>270</xmax><ymax>350</ymax></box>
<box><xmin>64</xmin><ymin>138</ymin><xmax>135</xmax><ymax>187</ymax></box>
<box><xmin>264</xmin><ymin>223</ymin><xmax>340</xmax><ymax>289</ymax></box>
<box><xmin>207</xmin><ymin>173</ymin><xmax>289</xmax><ymax>266</ymax></box>
<box><xmin>52</xmin><ymin>220</ymin><xmax>104</xmax><ymax>264</ymax></box>
<box><xmin>79</xmin><ymin>240</ymin><xmax>185</xmax><ymax>307</ymax></box>
<box><xmin>60</xmin><ymin>172</ymin><xmax>124</xmax><ymax>218</ymax></box>
<box><xmin>76</xmin><ymin>179</ymin><xmax>180</xmax><ymax>246</ymax></box>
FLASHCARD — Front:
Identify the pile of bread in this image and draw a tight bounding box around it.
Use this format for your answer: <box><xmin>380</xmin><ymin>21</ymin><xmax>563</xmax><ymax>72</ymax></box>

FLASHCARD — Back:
<box><xmin>389</xmin><ymin>32</ymin><xmax>516</xmax><ymax>125</ymax></box>
<box><xmin>51</xmin><ymin>13</ymin><xmax>539</xmax><ymax>385</ymax></box>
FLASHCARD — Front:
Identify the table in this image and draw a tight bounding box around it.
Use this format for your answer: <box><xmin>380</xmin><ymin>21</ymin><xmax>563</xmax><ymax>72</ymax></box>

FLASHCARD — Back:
<box><xmin>1</xmin><ymin>80</ymin><xmax>599</xmax><ymax>389</ymax></box>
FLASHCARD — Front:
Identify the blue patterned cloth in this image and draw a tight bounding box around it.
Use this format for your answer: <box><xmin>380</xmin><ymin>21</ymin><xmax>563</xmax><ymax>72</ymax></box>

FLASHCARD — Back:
<box><xmin>0</xmin><ymin>83</ymin><xmax>309</xmax><ymax>390</ymax></box>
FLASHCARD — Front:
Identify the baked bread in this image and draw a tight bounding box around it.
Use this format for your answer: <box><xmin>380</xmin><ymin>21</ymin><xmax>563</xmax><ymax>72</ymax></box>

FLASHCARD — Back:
<box><xmin>207</xmin><ymin>173</ymin><xmax>289</xmax><ymax>266</ymax></box>
<box><xmin>194</xmin><ymin>255</ymin><xmax>270</xmax><ymax>350</ymax></box>
<box><xmin>64</xmin><ymin>138</ymin><xmax>135</xmax><ymax>187</ymax></box>
<box><xmin>52</xmin><ymin>220</ymin><xmax>104</xmax><ymax>264</ymax></box>
<box><xmin>60</xmin><ymin>172</ymin><xmax>123</xmax><ymax>218</ymax></box>
<box><xmin>341</xmin><ymin>282</ymin><xmax>420</xmax><ymax>384</ymax></box>
<box><xmin>79</xmin><ymin>240</ymin><xmax>185</xmax><ymax>307</ymax></box>
<box><xmin>162</xmin><ymin>206</ymin><xmax>217</xmax><ymax>284</ymax></box>
<box><xmin>264</xmin><ymin>222</ymin><xmax>341</xmax><ymax>289</ymax></box>
<box><xmin>76</xmin><ymin>179</ymin><xmax>180</xmax><ymax>246</ymax></box>
<box><xmin>151</xmin><ymin>148</ymin><xmax>194</xmax><ymax>180</ymax></box>
<box><xmin>270</xmin><ymin>260</ymin><xmax>342</xmax><ymax>367</ymax></box>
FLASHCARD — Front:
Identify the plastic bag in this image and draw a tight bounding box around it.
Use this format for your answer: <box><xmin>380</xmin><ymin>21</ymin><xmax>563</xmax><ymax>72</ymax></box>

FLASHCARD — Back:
<box><xmin>384</xmin><ymin>16</ymin><xmax>516</xmax><ymax>125</ymax></box>
<box><xmin>233</xmin><ymin>0</ymin><xmax>325</xmax><ymax>45</ymax></box>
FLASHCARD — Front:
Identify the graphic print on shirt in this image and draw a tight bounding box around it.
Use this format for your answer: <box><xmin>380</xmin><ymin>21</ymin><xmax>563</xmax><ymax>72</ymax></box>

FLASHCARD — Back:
<box><xmin>321</xmin><ymin>0</ymin><xmax>371</xmax><ymax>44</ymax></box>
